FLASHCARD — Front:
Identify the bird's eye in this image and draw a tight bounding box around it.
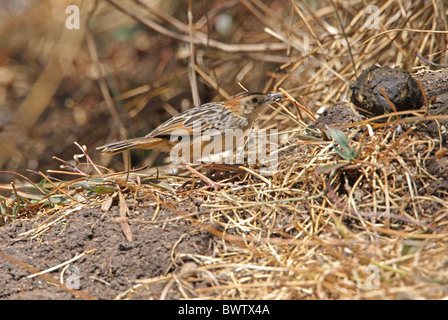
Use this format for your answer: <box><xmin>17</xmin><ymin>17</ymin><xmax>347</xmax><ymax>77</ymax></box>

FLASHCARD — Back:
<box><xmin>251</xmin><ymin>97</ymin><xmax>259</xmax><ymax>104</ymax></box>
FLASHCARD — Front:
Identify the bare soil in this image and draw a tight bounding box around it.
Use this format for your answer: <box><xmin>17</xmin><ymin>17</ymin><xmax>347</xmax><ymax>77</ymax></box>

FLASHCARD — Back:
<box><xmin>0</xmin><ymin>202</ymin><xmax>213</xmax><ymax>299</ymax></box>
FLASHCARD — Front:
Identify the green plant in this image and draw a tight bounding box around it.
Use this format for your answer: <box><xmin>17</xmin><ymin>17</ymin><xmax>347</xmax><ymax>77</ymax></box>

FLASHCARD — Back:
<box><xmin>323</xmin><ymin>126</ymin><xmax>361</xmax><ymax>161</ymax></box>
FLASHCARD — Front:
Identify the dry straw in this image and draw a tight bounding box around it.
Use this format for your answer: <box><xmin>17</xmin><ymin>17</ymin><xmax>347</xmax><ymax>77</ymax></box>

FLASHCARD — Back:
<box><xmin>1</xmin><ymin>0</ymin><xmax>448</xmax><ymax>299</ymax></box>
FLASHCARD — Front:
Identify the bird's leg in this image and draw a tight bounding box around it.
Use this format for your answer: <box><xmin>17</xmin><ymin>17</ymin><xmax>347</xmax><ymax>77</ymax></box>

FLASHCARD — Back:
<box><xmin>206</xmin><ymin>163</ymin><xmax>242</xmax><ymax>172</ymax></box>
<box><xmin>203</xmin><ymin>163</ymin><xmax>242</xmax><ymax>183</ymax></box>
<box><xmin>180</xmin><ymin>162</ymin><xmax>231</xmax><ymax>190</ymax></box>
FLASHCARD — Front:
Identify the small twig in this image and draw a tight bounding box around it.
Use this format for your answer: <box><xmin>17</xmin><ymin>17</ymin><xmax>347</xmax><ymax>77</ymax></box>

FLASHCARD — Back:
<box><xmin>415</xmin><ymin>79</ymin><xmax>429</xmax><ymax>115</ymax></box>
<box><xmin>279</xmin><ymin>88</ymin><xmax>317</xmax><ymax>121</ymax></box>
<box><xmin>10</xmin><ymin>182</ymin><xmax>23</xmax><ymax>216</ymax></box>
<box><xmin>188</xmin><ymin>0</ymin><xmax>200</xmax><ymax>106</ymax></box>
<box><xmin>52</xmin><ymin>156</ymin><xmax>87</xmax><ymax>176</ymax></box>
<box><xmin>194</xmin><ymin>65</ymin><xmax>230</xmax><ymax>99</ymax></box>
<box><xmin>291</xmin><ymin>0</ymin><xmax>327</xmax><ymax>60</ymax></box>
<box><xmin>329</xmin><ymin>0</ymin><xmax>357</xmax><ymax>77</ymax></box>
<box><xmin>37</xmin><ymin>171</ymin><xmax>84</xmax><ymax>204</ymax></box>
<box><xmin>118</xmin><ymin>191</ymin><xmax>133</xmax><ymax>242</ymax></box>
<box><xmin>415</xmin><ymin>51</ymin><xmax>448</xmax><ymax>68</ymax></box>
<box><xmin>0</xmin><ymin>170</ymin><xmax>48</xmax><ymax>196</ymax></box>
<box><xmin>362</xmin><ymin>28</ymin><xmax>448</xmax><ymax>45</ymax></box>
<box><xmin>378</xmin><ymin>87</ymin><xmax>399</xmax><ymax>120</ymax></box>
<box><xmin>85</xmin><ymin>30</ymin><xmax>127</xmax><ymax>140</ymax></box>
<box><xmin>107</xmin><ymin>0</ymin><xmax>286</xmax><ymax>53</ymax></box>
<box><xmin>74</xmin><ymin>142</ymin><xmax>103</xmax><ymax>176</ymax></box>
<box><xmin>27</xmin><ymin>252</ymin><xmax>87</xmax><ymax>278</ymax></box>
<box><xmin>0</xmin><ymin>250</ymin><xmax>96</xmax><ymax>300</ymax></box>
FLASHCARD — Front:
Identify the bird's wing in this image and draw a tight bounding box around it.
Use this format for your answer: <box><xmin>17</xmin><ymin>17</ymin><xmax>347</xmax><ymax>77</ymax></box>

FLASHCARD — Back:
<box><xmin>146</xmin><ymin>103</ymin><xmax>225</xmax><ymax>138</ymax></box>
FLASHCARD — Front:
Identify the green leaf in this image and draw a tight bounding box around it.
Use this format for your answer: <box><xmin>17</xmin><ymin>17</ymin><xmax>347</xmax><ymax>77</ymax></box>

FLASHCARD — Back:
<box><xmin>16</xmin><ymin>186</ymin><xmax>49</xmax><ymax>201</ymax></box>
<box><xmin>401</xmin><ymin>230</ymin><xmax>431</xmax><ymax>256</ymax></box>
<box><xmin>323</xmin><ymin>126</ymin><xmax>352</xmax><ymax>154</ymax></box>
<box><xmin>315</xmin><ymin>161</ymin><xmax>351</xmax><ymax>174</ymax></box>
<box><xmin>73</xmin><ymin>180</ymin><xmax>115</xmax><ymax>194</ymax></box>
<box><xmin>322</xmin><ymin>126</ymin><xmax>360</xmax><ymax>161</ymax></box>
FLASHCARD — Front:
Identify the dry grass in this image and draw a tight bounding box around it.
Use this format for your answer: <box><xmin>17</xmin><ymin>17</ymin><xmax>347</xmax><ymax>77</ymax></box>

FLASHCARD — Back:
<box><xmin>108</xmin><ymin>116</ymin><xmax>447</xmax><ymax>299</ymax></box>
<box><xmin>1</xmin><ymin>0</ymin><xmax>448</xmax><ymax>299</ymax></box>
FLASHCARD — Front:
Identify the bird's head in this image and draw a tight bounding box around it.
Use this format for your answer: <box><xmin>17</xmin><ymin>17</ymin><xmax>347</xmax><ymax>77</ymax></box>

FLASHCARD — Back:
<box><xmin>225</xmin><ymin>92</ymin><xmax>283</xmax><ymax>117</ymax></box>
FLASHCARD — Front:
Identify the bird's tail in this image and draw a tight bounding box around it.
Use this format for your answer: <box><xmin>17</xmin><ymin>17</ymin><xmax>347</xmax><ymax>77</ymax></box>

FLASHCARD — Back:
<box><xmin>97</xmin><ymin>137</ymin><xmax>166</xmax><ymax>155</ymax></box>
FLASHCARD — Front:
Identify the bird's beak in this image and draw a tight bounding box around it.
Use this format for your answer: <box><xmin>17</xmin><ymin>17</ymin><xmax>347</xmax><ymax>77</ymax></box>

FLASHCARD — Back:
<box><xmin>262</xmin><ymin>93</ymin><xmax>283</xmax><ymax>103</ymax></box>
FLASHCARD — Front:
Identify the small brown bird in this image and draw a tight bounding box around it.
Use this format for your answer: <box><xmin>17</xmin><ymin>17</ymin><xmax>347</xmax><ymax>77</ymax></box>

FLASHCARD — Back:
<box><xmin>97</xmin><ymin>92</ymin><xmax>282</xmax><ymax>163</ymax></box>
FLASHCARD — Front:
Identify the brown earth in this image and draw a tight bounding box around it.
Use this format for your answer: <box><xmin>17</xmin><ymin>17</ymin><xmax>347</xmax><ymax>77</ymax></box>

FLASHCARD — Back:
<box><xmin>0</xmin><ymin>202</ymin><xmax>215</xmax><ymax>299</ymax></box>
